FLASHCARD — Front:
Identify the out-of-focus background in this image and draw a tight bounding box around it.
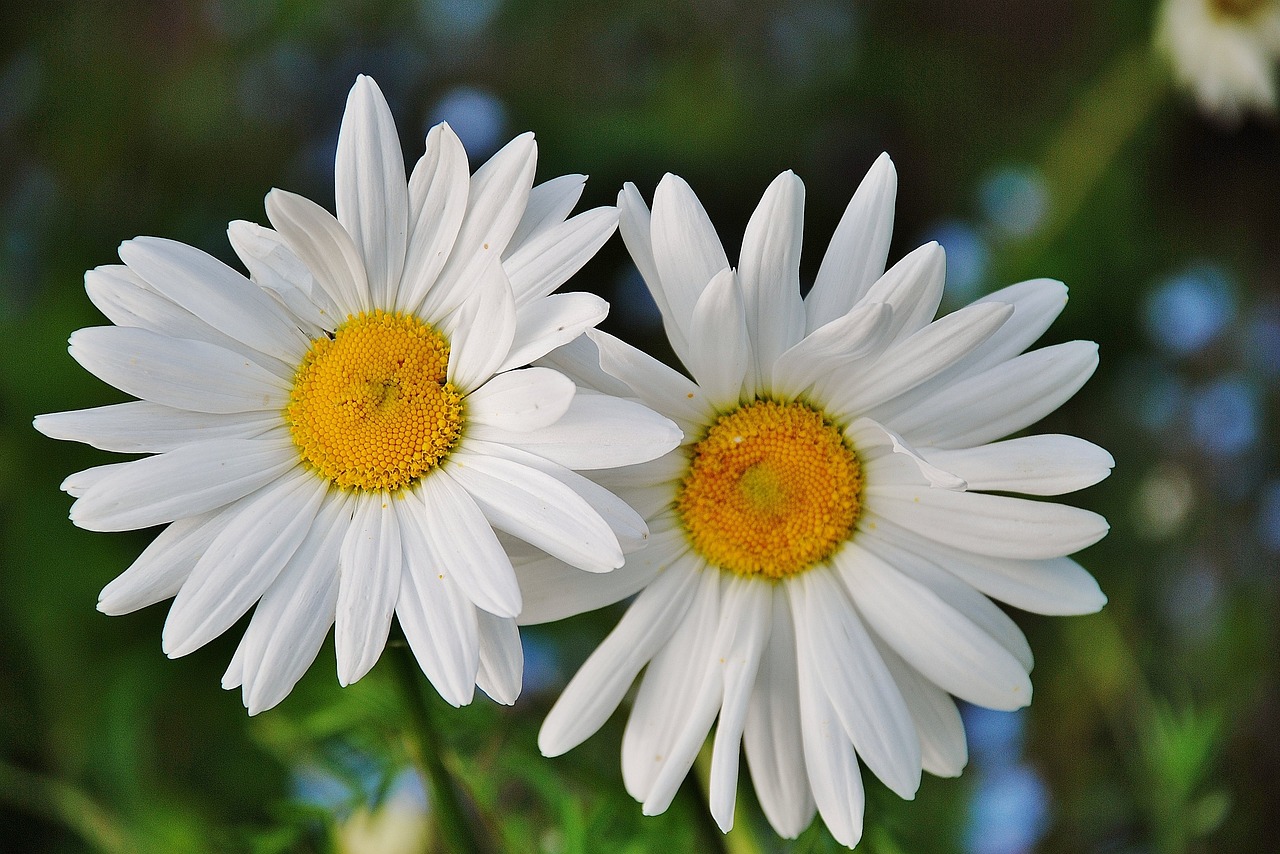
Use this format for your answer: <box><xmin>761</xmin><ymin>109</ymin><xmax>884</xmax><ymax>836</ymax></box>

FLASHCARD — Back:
<box><xmin>2</xmin><ymin>1</ymin><xmax>1277</xmax><ymax>852</ymax></box>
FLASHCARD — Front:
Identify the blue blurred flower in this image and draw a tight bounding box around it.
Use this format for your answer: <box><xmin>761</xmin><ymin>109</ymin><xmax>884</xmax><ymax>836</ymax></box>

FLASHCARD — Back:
<box><xmin>429</xmin><ymin>87</ymin><xmax>508</xmax><ymax>159</ymax></box>
<box><xmin>978</xmin><ymin>166</ymin><xmax>1049</xmax><ymax>239</ymax></box>
<box><xmin>1188</xmin><ymin>375</ymin><xmax>1259</xmax><ymax>458</ymax></box>
<box><xmin>928</xmin><ymin>220</ymin><xmax>990</xmax><ymax>305</ymax></box>
<box><xmin>1143</xmin><ymin>265</ymin><xmax>1236</xmax><ymax>357</ymax></box>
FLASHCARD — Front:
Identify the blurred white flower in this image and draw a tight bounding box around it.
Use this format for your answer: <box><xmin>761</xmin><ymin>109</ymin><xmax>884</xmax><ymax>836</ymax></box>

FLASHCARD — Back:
<box><xmin>35</xmin><ymin>75</ymin><xmax>680</xmax><ymax>715</ymax></box>
<box><xmin>528</xmin><ymin>158</ymin><xmax>1112</xmax><ymax>848</ymax></box>
<box><xmin>1157</xmin><ymin>0</ymin><xmax>1280</xmax><ymax>119</ymax></box>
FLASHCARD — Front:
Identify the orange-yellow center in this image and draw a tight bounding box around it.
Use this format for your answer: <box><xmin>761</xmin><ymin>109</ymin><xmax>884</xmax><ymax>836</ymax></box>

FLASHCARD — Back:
<box><xmin>287</xmin><ymin>310</ymin><xmax>462</xmax><ymax>491</ymax></box>
<box><xmin>676</xmin><ymin>399</ymin><xmax>862</xmax><ymax>580</ymax></box>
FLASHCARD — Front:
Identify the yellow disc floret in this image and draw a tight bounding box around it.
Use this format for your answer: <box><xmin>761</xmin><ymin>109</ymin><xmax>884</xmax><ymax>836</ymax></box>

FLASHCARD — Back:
<box><xmin>287</xmin><ymin>310</ymin><xmax>462</xmax><ymax>492</ymax></box>
<box><xmin>677</xmin><ymin>400</ymin><xmax>862</xmax><ymax>580</ymax></box>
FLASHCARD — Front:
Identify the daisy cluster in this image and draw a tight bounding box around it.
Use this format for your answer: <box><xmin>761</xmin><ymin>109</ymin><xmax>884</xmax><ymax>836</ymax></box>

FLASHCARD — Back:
<box><xmin>36</xmin><ymin>75</ymin><xmax>1111</xmax><ymax>848</ymax></box>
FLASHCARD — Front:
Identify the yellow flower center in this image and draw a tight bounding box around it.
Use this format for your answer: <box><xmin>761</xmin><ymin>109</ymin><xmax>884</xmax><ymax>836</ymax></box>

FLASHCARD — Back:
<box><xmin>676</xmin><ymin>400</ymin><xmax>862</xmax><ymax>580</ymax></box>
<box><xmin>287</xmin><ymin>310</ymin><xmax>463</xmax><ymax>492</ymax></box>
<box><xmin>1211</xmin><ymin>0</ymin><xmax>1269</xmax><ymax>20</ymax></box>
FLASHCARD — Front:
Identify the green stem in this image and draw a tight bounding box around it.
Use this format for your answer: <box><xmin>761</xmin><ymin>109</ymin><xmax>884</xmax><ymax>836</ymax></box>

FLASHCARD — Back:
<box><xmin>391</xmin><ymin>642</ymin><xmax>494</xmax><ymax>854</ymax></box>
<box><xmin>693</xmin><ymin>740</ymin><xmax>760</xmax><ymax>854</ymax></box>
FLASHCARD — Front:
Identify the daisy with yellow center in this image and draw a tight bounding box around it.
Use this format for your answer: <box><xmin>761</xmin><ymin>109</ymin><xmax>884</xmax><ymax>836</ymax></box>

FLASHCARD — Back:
<box><xmin>34</xmin><ymin>75</ymin><xmax>680</xmax><ymax>715</ymax></box>
<box><xmin>528</xmin><ymin>159</ymin><xmax>1113</xmax><ymax>848</ymax></box>
<box><xmin>1157</xmin><ymin>0</ymin><xmax>1280</xmax><ymax>120</ymax></box>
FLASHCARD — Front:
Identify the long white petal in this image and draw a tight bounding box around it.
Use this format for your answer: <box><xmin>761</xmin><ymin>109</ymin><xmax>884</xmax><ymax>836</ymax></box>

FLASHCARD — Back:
<box><xmin>508</xmin><ymin>173</ymin><xmax>585</xmax><ymax>254</ymax></box>
<box><xmin>738</xmin><ymin>170</ymin><xmax>806</xmax><ymax>394</ymax></box>
<box><xmin>69</xmin><ymin>326</ymin><xmax>290</xmax><ymax>414</ymax></box>
<box><xmin>888</xmin><ymin>341</ymin><xmax>1099</xmax><ymax>449</ymax></box>
<box><xmin>400</xmin><ymin>122</ymin><xmax>470</xmax><ymax>313</ymax></box>
<box><xmin>685</xmin><ymin>267</ymin><xmax>750</xmax><ymax>407</ymax></box>
<box><xmin>69</xmin><ymin>435</ymin><xmax>298</xmax><ymax>532</ymax></box>
<box><xmin>919</xmin><ymin>435</ymin><xmax>1115</xmax><ymax>496</ymax></box>
<box><xmin>866</xmin><ymin>483</ymin><xmax>1109</xmax><ymax>560</ymax></box>
<box><xmin>119</xmin><ymin>237</ymin><xmax>309</xmax><ymax>363</ymax></box>
<box><xmin>335</xmin><ymin>75</ymin><xmax>408</xmax><ymax>308</ymax></box>
<box><xmin>538</xmin><ymin>558</ymin><xmax>700</xmax><ymax>756</ymax></box>
<box><xmin>465</xmin><ymin>367</ymin><xmax>576</xmax><ymax>433</ymax></box>
<box><xmin>836</xmin><ymin>544</ymin><xmax>1032</xmax><ymax>711</ymax></box>
<box><xmin>412</xmin><ymin>471</ymin><xmax>521</xmax><ymax>618</ymax></box>
<box><xmin>497</xmin><ymin>292</ymin><xmax>609</xmax><ymax>373</ymax></box>
<box><xmin>97</xmin><ymin>509</ymin><xmax>230</xmax><ymax>615</ymax></box>
<box><xmin>871</xmin><ymin>636</ymin><xmax>968</xmax><ymax>778</ymax></box>
<box><xmin>743</xmin><ymin>588</ymin><xmax>816</xmax><ymax>839</ymax></box>
<box><xmin>265</xmin><ymin>188</ymin><xmax>370</xmax><ymax>316</ymax></box>
<box><xmin>446</xmin><ymin>450</ymin><xmax>622</xmax><ymax>572</ymax></box>
<box><xmin>771</xmin><ymin>302</ymin><xmax>893</xmax><ymax>400</ymax></box>
<box><xmin>335</xmin><ymin>492</ymin><xmax>402</xmax><ymax>686</ymax></box>
<box><xmin>589</xmin><ymin>329</ymin><xmax>712</xmax><ymax>438</ymax></box>
<box><xmin>227</xmin><ymin>220</ymin><xmax>337</xmax><ymax>335</ymax></box>
<box><xmin>35</xmin><ymin>403</ymin><xmax>277</xmax><ymax>454</ymax></box>
<box><xmin>535</xmin><ymin>333</ymin><xmax>638</xmax><ymax>399</ymax></box>
<box><xmin>442</xmin><ymin>253</ymin><xmax>517</xmax><ymax>391</ymax></box>
<box><xmin>475</xmin><ymin>611</ymin><xmax>523</xmax><ymax>705</ymax></box>
<box><xmin>162</xmin><ymin>469</ymin><xmax>328</xmax><ymax>657</ymax></box>
<box><xmin>805</xmin><ymin>153</ymin><xmax>897</xmax><ymax>333</ymax></box>
<box><xmin>396</xmin><ymin>534</ymin><xmax>480</xmax><ymax>707</ymax></box>
<box><xmin>795</xmin><ymin>569</ymin><xmax>921</xmax><ymax>799</ymax></box>
<box><xmin>859</xmin><ymin>241</ymin><xmax>945</xmax><ymax>343</ymax></box>
<box><xmin>617</xmin><ymin>182</ymin><xmax>692</xmax><ymax>360</ymax></box>
<box><xmin>470</xmin><ymin>391</ymin><xmax>683</xmax><ymax>471</ymax></box>
<box><xmin>504</xmin><ymin>207</ymin><xmax>618</xmax><ymax>307</ymax></box>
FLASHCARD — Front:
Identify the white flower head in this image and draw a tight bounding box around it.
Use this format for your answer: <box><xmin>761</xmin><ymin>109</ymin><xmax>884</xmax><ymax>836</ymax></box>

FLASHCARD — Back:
<box><xmin>1157</xmin><ymin>0</ymin><xmax>1280</xmax><ymax>120</ymax></box>
<box><xmin>531</xmin><ymin>159</ymin><xmax>1112</xmax><ymax>847</ymax></box>
<box><xmin>35</xmin><ymin>75</ymin><xmax>681</xmax><ymax>715</ymax></box>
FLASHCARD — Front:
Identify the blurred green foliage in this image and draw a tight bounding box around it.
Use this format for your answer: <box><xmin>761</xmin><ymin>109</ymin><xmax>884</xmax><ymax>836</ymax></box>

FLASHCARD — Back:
<box><xmin>3</xmin><ymin>0</ymin><xmax>1278</xmax><ymax>852</ymax></box>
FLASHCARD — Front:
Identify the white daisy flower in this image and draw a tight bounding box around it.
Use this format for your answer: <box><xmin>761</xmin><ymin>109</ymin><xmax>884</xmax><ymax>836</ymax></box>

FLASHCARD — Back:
<box><xmin>1157</xmin><ymin>0</ymin><xmax>1280</xmax><ymax>119</ymax></box>
<box><xmin>530</xmin><ymin>158</ymin><xmax>1112</xmax><ymax>848</ymax></box>
<box><xmin>34</xmin><ymin>75</ymin><xmax>680</xmax><ymax>715</ymax></box>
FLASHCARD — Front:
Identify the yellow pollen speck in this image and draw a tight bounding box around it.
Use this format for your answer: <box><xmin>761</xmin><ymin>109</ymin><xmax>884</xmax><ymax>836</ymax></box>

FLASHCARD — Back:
<box><xmin>676</xmin><ymin>399</ymin><xmax>862</xmax><ymax>580</ymax></box>
<box><xmin>287</xmin><ymin>310</ymin><xmax>462</xmax><ymax>492</ymax></box>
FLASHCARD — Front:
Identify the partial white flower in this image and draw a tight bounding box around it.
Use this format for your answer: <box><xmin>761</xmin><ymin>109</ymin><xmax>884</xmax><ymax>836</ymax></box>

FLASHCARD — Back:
<box><xmin>530</xmin><ymin>158</ymin><xmax>1112</xmax><ymax>848</ymax></box>
<box><xmin>35</xmin><ymin>75</ymin><xmax>680</xmax><ymax>715</ymax></box>
<box><xmin>1157</xmin><ymin>0</ymin><xmax>1280</xmax><ymax>119</ymax></box>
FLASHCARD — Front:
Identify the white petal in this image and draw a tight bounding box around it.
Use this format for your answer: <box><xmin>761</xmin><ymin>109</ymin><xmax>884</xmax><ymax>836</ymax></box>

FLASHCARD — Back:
<box><xmin>465</xmin><ymin>367</ymin><xmax>576</xmax><ymax>432</ymax></box>
<box><xmin>335</xmin><ymin>75</ymin><xmax>408</xmax><ymax>308</ymax></box>
<box><xmin>866</xmin><ymin>484</ymin><xmax>1109</xmax><ymax>560</ymax></box>
<box><xmin>919</xmin><ymin>435</ymin><xmax>1115</xmax><ymax>496</ymax></box>
<box><xmin>589</xmin><ymin>329</ymin><xmax>712</xmax><ymax>438</ymax></box>
<box><xmin>957</xmin><ymin>279</ymin><xmax>1070</xmax><ymax>378</ymax></box>
<box><xmin>859</xmin><ymin>241</ymin><xmax>945</xmax><ymax>343</ymax></box>
<box><xmin>335</xmin><ymin>492</ymin><xmax>402</xmax><ymax>686</ymax></box>
<box><xmin>534</xmin><ymin>332</ymin><xmax>637</xmax><ymax>399</ymax></box>
<box><xmin>889</xmin><ymin>341</ymin><xmax>1100</xmax><ymax>449</ymax></box>
<box><xmin>162</xmin><ymin>469</ymin><xmax>328</xmax><ymax>657</ymax></box>
<box><xmin>824</xmin><ymin>302</ymin><xmax>1013</xmax><ymax>416</ymax></box>
<box><xmin>462</xmin><ymin>439</ymin><xmax>651</xmax><ymax>556</ymax></box>
<box><xmin>497</xmin><ymin>292</ymin><xmax>609</xmax><ymax>373</ymax></box>
<box><xmin>795</xmin><ymin>569</ymin><xmax>921</xmax><ymax>799</ymax></box>
<box><xmin>836</xmin><ymin>544</ymin><xmax>1032</xmax><ymax>711</ymax></box>
<box><xmin>69</xmin><ymin>326</ymin><xmax>289</xmax><ymax>414</ymax></box>
<box><xmin>472</xmin><ymin>389</ymin><xmax>683</xmax><ymax>473</ymax></box>
<box><xmin>475</xmin><ymin>611</ymin><xmax>523</xmax><ymax>705</ymax></box>
<box><xmin>118</xmin><ymin>237</ymin><xmax>309</xmax><ymax>363</ymax></box>
<box><xmin>743</xmin><ymin>589</ymin><xmax>816</xmax><ymax>839</ymax></box>
<box><xmin>871</xmin><ymin>636</ymin><xmax>968</xmax><ymax>778</ymax></box>
<box><xmin>794</xmin><ymin>593</ymin><xmax>866</xmax><ymax>849</ymax></box>
<box><xmin>265</xmin><ymin>188</ymin><xmax>370</xmax><ymax>316</ymax></box>
<box><xmin>862</xmin><ymin>514</ymin><xmax>1106</xmax><ymax>615</ymax></box>
<box><xmin>423</xmin><ymin>133</ymin><xmax>537</xmax><ymax>320</ymax></box>
<box><xmin>685</xmin><ymin>267</ymin><xmax>749</xmax><ymax>407</ymax></box>
<box><xmin>442</xmin><ymin>254</ymin><xmax>517</xmax><ymax>391</ymax></box>
<box><xmin>396</xmin><ymin>532</ymin><xmax>480</xmax><ymax>707</ymax></box>
<box><xmin>514</xmin><ymin>528</ymin><xmax>686</xmax><ymax>625</ymax></box>
<box><xmin>805</xmin><ymin>153</ymin><xmax>896</xmax><ymax>333</ymax></box>
<box><xmin>411</xmin><ymin>471</ymin><xmax>521</xmax><ymax>618</ymax></box>
<box><xmin>69</xmin><ymin>435</ymin><xmax>298</xmax><ymax>532</ymax></box>
<box><xmin>624</xmin><ymin>569</ymin><xmax>721</xmax><ymax>811</ymax></box>
<box><xmin>538</xmin><ymin>558</ymin><xmax>700</xmax><ymax>756</ymax></box>
<box><xmin>650</xmin><ymin>173</ymin><xmax>730</xmax><ymax>365</ymax></box>
<box><xmin>708</xmin><ymin>579</ymin><xmax>773</xmax><ymax>832</ymax></box>
<box><xmin>400</xmin><ymin>122</ymin><xmax>470</xmax><ymax>313</ymax></box>
<box><xmin>508</xmin><ymin>173</ymin><xmax>585</xmax><ymax>254</ymax></box>
<box><xmin>737</xmin><ymin>171</ymin><xmax>806</xmax><ymax>395</ymax></box>
<box><xmin>61</xmin><ymin>461</ymin><xmax>130</xmax><ymax>498</ymax></box>
<box><xmin>227</xmin><ymin>220</ymin><xmax>337</xmax><ymax>335</ymax></box>
<box><xmin>236</xmin><ymin>493</ymin><xmax>350</xmax><ymax>714</ymax></box>
<box><xmin>617</xmin><ymin>181</ymin><xmax>692</xmax><ymax>360</ymax></box>
<box><xmin>504</xmin><ymin>207</ymin><xmax>618</xmax><ymax>307</ymax></box>
<box><xmin>35</xmin><ymin>402</ymin><xmax>277</xmax><ymax>454</ymax></box>
<box><xmin>771</xmin><ymin>302</ymin><xmax>894</xmax><ymax>400</ymax></box>
<box><xmin>446</xmin><ymin>449</ymin><xmax>622</xmax><ymax>572</ymax></box>
<box><xmin>850</xmin><ymin>418</ymin><xmax>967</xmax><ymax>491</ymax></box>
<box><xmin>97</xmin><ymin>509</ymin><xmax>230</xmax><ymax>615</ymax></box>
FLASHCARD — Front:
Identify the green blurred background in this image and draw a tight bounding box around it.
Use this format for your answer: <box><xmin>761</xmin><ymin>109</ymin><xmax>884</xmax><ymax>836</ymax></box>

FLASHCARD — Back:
<box><xmin>2</xmin><ymin>1</ymin><xmax>1277</xmax><ymax>852</ymax></box>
